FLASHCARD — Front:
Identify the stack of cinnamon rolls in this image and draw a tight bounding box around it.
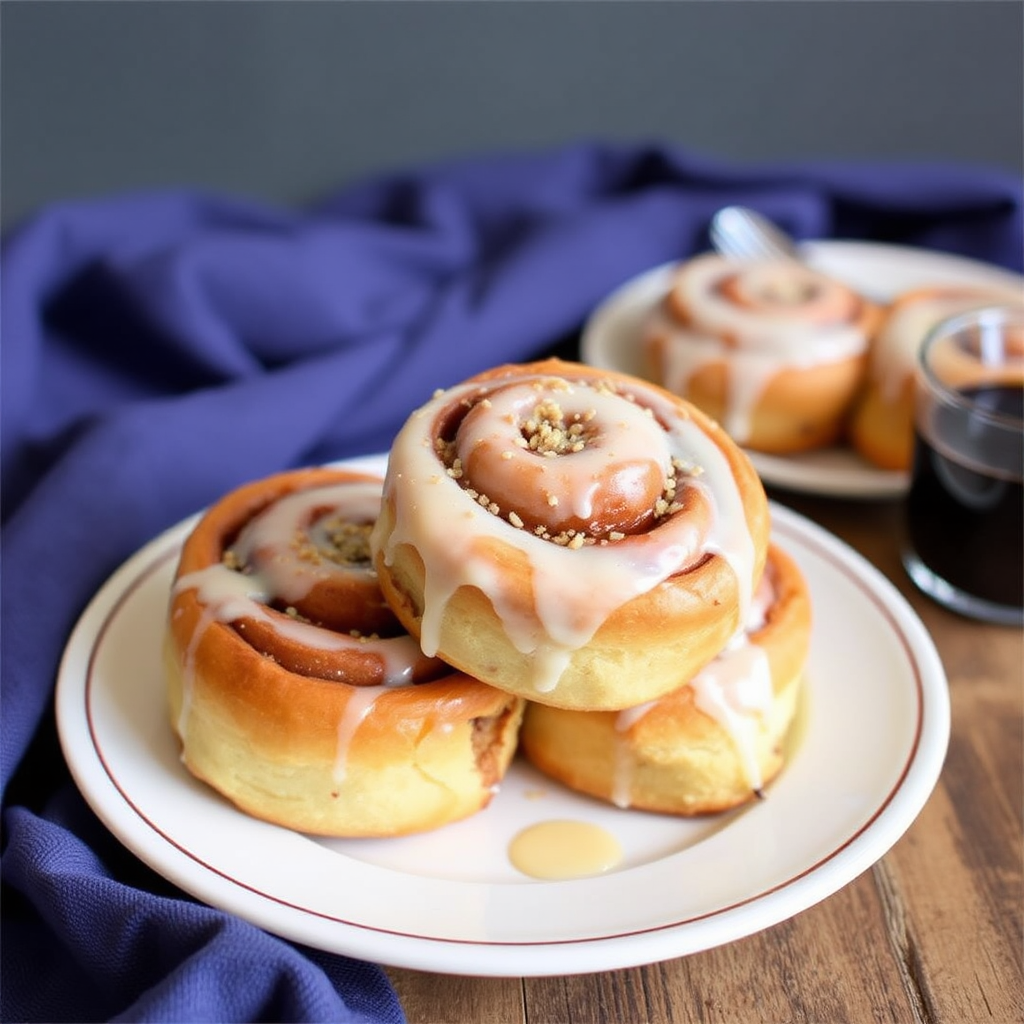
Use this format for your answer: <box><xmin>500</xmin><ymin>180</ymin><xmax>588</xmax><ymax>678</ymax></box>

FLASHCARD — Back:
<box><xmin>166</xmin><ymin>359</ymin><xmax>813</xmax><ymax>837</ymax></box>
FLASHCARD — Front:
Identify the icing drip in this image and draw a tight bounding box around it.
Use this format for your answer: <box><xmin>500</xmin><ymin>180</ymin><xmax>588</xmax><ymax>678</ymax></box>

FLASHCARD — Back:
<box><xmin>690</xmin><ymin>641</ymin><xmax>774</xmax><ymax>792</ymax></box>
<box><xmin>332</xmin><ymin>684</ymin><xmax>385</xmax><ymax>783</ymax></box>
<box><xmin>611</xmin><ymin>699</ymin><xmax>658</xmax><ymax>808</ymax></box>
<box><xmin>611</xmin><ymin>565</ymin><xmax>776</xmax><ymax>806</ymax></box>
<box><xmin>376</xmin><ymin>373</ymin><xmax>758</xmax><ymax>694</ymax></box>
<box><xmin>681</xmin><ymin>563</ymin><xmax>775</xmax><ymax>792</ymax></box>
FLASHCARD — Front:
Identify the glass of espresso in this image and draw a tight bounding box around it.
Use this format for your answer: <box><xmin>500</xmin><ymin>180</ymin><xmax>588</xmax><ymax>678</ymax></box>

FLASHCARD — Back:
<box><xmin>902</xmin><ymin>304</ymin><xmax>1023</xmax><ymax>625</ymax></box>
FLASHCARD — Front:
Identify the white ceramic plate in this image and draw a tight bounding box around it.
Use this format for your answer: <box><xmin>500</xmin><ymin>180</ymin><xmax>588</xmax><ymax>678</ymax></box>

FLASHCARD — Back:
<box><xmin>56</xmin><ymin>454</ymin><xmax>949</xmax><ymax>977</ymax></box>
<box><xmin>580</xmin><ymin>241</ymin><xmax>1024</xmax><ymax>499</ymax></box>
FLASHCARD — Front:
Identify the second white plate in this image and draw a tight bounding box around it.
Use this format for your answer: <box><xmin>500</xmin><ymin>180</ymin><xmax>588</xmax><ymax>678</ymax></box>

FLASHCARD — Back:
<box><xmin>580</xmin><ymin>241</ymin><xmax>1024</xmax><ymax>499</ymax></box>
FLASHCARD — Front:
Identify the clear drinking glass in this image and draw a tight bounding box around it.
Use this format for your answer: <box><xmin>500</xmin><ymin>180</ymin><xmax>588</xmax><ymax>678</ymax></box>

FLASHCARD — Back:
<box><xmin>902</xmin><ymin>304</ymin><xmax>1024</xmax><ymax>625</ymax></box>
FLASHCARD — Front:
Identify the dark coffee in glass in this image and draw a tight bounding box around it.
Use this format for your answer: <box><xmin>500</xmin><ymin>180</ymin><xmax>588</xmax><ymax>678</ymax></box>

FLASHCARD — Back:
<box><xmin>902</xmin><ymin>306</ymin><xmax>1024</xmax><ymax>625</ymax></box>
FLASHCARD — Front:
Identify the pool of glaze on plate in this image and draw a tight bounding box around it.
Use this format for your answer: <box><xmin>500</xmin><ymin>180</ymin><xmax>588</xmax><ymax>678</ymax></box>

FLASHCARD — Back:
<box><xmin>508</xmin><ymin>819</ymin><xmax>624</xmax><ymax>880</ymax></box>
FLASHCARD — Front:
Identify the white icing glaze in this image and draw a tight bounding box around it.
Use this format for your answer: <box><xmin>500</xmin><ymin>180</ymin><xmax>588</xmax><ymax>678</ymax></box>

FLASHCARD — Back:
<box><xmin>673</xmin><ymin>255</ymin><xmax>869</xmax><ymax>358</ymax></box>
<box><xmin>174</xmin><ymin>563</ymin><xmax>423</xmax><ymax>684</ymax></box>
<box><xmin>651</xmin><ymin>253</ymin><xmax>871</xmax><ymax>442</ymax></box>
<box><xmin>375</xmin><ymin>372</ymin><xmax>758</xmax><ymax>694</ymax></box>
<box><xmin>232</xmin><ymin>481</ymin><xmax>383</xmax><ymax>603</ymax></box>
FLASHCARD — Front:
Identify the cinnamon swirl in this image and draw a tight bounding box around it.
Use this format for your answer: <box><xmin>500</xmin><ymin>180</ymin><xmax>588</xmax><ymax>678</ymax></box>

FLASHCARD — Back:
<box><xmin>644</xmin><ymin>254</ymin><xmax>881</xmax><ymax>453</ymax></box>
<box><xmin>371</xmin><ymin>359</ymin><xmax>771</xmax><ymax>712</ymax></box>
<box><xmin>519</xmin><ymin>544</ymin><xmax>811</xmax><ymax>815</ymax></box>
<box><xmin>165</xmin><ymin>467</ymin><xmax>524</xmax><ymax>837</ymax></box>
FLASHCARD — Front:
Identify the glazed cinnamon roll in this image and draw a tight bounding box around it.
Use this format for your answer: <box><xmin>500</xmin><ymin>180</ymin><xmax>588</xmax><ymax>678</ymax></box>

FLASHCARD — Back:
<box><xmin>371</xmin><ymin>359</ymin><xmax>771</xmax><ymax>712</ymax></box>
<box><xmin>165</xmin><ymin>467</ymin><xmax>524</xmax><ymax>837</ymax></box>
<box><xmin>849</xmin><ymin>285</ymin><xmax>1024</xmax><ymax>471</ymax></box>
<box><xmin>519</xmin><ymin>544</ymin><xmax>811</xmax><ymax>815</ymax></box>
<box><xmin>644</xmin><ymin>253</ymin><xmax>881</xmax><ymax>453</ymax></box>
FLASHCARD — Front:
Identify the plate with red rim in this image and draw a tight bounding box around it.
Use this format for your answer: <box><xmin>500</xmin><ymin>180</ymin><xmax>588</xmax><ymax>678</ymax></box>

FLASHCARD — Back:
<box><xmin>580</xmin><ymin>241</ymin><xmax>1024</xmax><ymax>500</ymax></box>
<box><xmin>56</xmin><ymin>453</ymin><xmax>949</xmax><ymax>976</ymax></box>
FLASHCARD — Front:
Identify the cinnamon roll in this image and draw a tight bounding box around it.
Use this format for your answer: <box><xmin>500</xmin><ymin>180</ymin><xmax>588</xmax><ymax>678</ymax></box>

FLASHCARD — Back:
<box><xmin>849</xmin><ymin>285</ymin><xmax>1024</xmax><ymax>471</ymax></box>
<box><xmin>371</xmin><ymin>359</ymin><xmax>771</xmax><ymax>712</ymax></box>
<box><xmin>644</xmin><ymin>253</ymin><xmax>881</xmax><ymax>453</ymax></box>
<box><xmin>518</xmin><ymin>544</ymin><xmax>811</xmax><ymax>815</ymax></box>
<box><xmin>165</xmin><ymin>467</ymin><xmax>524</xmax><ymax>837</ymax></box>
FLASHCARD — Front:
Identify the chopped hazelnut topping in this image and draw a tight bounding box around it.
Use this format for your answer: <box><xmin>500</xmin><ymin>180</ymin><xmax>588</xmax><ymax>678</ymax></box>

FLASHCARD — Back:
<box><xmin>306</xmin><ymin>517</ymin><xmax>374</xmax><ymax>566</ymax></box>
<box><xmin>520</xmin><ymin>399</ymin><xmax>597</xmax><ymax>456</ymax></box>
<box><xmin>672</xmin><ymin>455</ymin><xmax>703</xmax><ymax>478</ymax></box>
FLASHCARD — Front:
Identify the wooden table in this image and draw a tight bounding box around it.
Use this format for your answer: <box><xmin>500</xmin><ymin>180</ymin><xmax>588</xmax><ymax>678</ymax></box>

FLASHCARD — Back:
<box><xmin>386</xmin><ymin>489</ymin><xmax>1023</xmax><ymax>1024</ymax></box>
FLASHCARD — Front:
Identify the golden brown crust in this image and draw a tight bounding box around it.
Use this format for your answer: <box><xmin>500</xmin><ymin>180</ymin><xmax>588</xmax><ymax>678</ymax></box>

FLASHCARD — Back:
<box><xmin>166</xmin><ymin>467</ymin><xmax>524</xmax><ymax>837</ymax></box>
<box><xmin>518</xmin><ymin>544</ymin><xmax>811</xmax><ymax>815</ymax></box>
<box><xmin>372</xmin><ymin>358</ymin><xmax>771</xmax><ymax>712</ymax></box>
<box><xmin>847</xmin><ymin>377</ymin><xmax>916</xmax><ymax>472</ymax></box>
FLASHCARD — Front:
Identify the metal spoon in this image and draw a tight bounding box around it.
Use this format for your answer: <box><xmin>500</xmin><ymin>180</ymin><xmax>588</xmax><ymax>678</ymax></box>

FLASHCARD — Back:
<box><xmin>709</xmin><ymin>206</ymin><xmax>802</xmax><ymax>264</ymax></box>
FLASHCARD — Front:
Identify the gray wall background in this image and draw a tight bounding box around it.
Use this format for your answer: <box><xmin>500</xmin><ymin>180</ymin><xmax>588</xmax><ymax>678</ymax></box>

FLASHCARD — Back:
<box><xmin>3</xmin><ymin>1</ymin><xmax>1022</xmax><ymax>231</ymax></box>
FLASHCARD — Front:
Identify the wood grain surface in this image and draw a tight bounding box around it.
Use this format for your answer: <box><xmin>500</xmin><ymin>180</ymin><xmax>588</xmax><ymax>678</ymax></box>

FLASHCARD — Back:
<box><xmin>386</xmin><ymin>490</ymin><xmax>1023</xmax><ymax>1024</ymax></box>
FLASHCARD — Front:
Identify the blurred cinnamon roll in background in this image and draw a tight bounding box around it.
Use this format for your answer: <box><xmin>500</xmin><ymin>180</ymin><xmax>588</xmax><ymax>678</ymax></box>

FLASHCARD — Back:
<box><xmin>849</xmin><ymin>285</ymin><xmax>1024</xmax><ymax>471</ymax></box>
<box><xmin>644</xmin><ymin>253</ymin><xmax>882</xmax><ymax>454</ymax></box>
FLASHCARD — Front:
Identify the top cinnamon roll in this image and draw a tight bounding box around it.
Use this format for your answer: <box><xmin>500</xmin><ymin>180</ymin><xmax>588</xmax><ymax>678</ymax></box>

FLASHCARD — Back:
<box><xmin>644</xmin><ymin>254</ymin><xmax>882</xmax><ymax>453</ymax></box>
<box><xmin>371</xmin><ymin>359</ymin><xmax>771</xmax><ymax>712</ymax></box>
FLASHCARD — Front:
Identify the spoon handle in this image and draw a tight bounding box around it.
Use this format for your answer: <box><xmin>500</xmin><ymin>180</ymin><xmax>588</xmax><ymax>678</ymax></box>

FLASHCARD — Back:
<box><xmin>709</xmin><ymin>206</ymin><xmax>802</xmax><ymax>264</ymax></box>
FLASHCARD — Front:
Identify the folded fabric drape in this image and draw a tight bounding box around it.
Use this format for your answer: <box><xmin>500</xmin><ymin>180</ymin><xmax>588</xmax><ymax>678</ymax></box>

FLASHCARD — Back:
<box><xmin>2</xmin><ymin>140</ymin><xmax>1021</xmax><ymax>1023</ymax></box>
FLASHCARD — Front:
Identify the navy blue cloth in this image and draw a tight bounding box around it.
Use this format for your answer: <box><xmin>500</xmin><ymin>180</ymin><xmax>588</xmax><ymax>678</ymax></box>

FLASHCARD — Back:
<box><xmin>2</xmin><ymin>141</ymin><xmax>1022</xmax><ymax>1022</ymax></box>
